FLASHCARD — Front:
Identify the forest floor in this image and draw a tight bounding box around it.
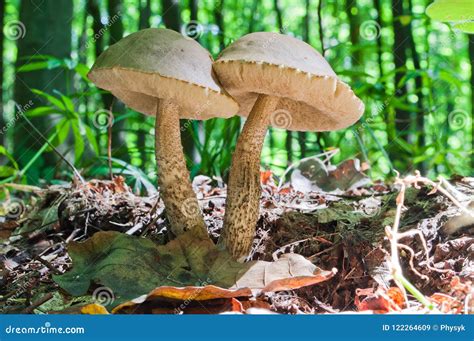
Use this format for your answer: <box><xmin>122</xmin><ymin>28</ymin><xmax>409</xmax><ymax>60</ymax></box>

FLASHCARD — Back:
<box><xmin>0</xmin><ymin>161</ymin><xmax>473</xmax><ymax>314</ymax></box>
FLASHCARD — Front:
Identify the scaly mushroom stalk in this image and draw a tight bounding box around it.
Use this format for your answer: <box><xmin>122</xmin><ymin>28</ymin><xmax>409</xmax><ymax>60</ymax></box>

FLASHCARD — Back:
<box><xmin>218</xmin><ymin>95</ymin><xmax>279</xmax><ymax>260</ymax></box>
<box><xmin>155</xmin><ymin>99</ymin><xmax>209</xmax><ymax>239</ymax></box>
<box><xmin>213</xmin><ymin>33</ymin><xmax>364</xmax><ymax>260</ymax></box>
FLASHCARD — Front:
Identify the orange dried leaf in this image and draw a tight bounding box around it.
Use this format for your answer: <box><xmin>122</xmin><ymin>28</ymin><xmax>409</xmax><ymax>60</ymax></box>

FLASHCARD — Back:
<box><xmin>80</xmin><ymin>303</ymin><xmax>110</xmax><ymax>315</ymax></box>
<box><xmin>355</xmin><ymin>287</ymin><xmax>403</xmax><ymax>313</ymax></box>
<box><xmin>112</xmin><ymin>285</ymin><xmax>252</xmax><ymax>314</ymax></box>
<box><xmin>260</xmin><ymin>170</ymin><xmax>273</xmax><ymax>185</ymax></box>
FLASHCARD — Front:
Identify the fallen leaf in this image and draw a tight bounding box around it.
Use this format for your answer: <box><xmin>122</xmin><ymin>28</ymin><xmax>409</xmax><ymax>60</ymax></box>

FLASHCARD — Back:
<box><xmin>260</xmin><ymin>170</ymin><xmax>273</xmax><ymax>185</ymax></box>
<box><xmin>231</xmin><ymin>254</ymin><xmax>336</xmax><ymax>293</ymax></box>
<box><xmin>113</xmin><ymin>285</ymin><xmax>250</xmax><ymax>314</ymax></box>
<box><xmin>53</xmin><ymin>231</ymin><xmax>249</xmax><ymax>307</ymax></box>
<box><xmin>430</xmin><ymin>293</ymin><xmax>462</xmax><ymax>314</ymax></box>
<box><xmin>54</xmin><ymin>232</ymin><xmax>335</xmax><ymax>310</ymax></box>
<box><xmin>80</xmin><ymin>303</ymin><xmax>109</xmax><ymax>314</ymax></box>
<box><xmin>49</xmin><ymin>303</ymin><xmax>109</xmax><ymax>314</ymax></box>
<box><xmin>355</xmin><ymin>287</ymin><xmax>404</xmax><ymax>313</ymax></box>
<box><xmin>291</xmin><ymin>158</ymin><xmax>370</xmax><ymax>193</ymax></box>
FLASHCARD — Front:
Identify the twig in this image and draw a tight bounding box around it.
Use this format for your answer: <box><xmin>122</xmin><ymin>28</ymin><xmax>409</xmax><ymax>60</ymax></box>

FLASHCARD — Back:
<box><xmin>0</xmin><ymin>183</ymin><xmax>42</xmax><ymax>193</ymax></box>
<box><xmin>272</xmin><ymin>236</ymin><xmax>334</xmax><ymax>260</ymax></box>
<box><xmin>140</xmin><ymin>198</ymin><xmax>161</xmax><ymax>236</ymax></box>
<box><xmin>307</xmin><ymin>244</ymin><xmax>338</xmax><ymax>260</ymax></box>
<box><xmin>385</xmin><ymin>170</ymin><xmax>472</xmax><ymax>310</ymax></box>
<box><xmin>317</xmin><ymin>0</ymin><xmax>326</xmax><ymax>56</ymax></box>
<box><xmin>22</xmin><ymin>293</ymin><xmax>54</xmax><ymax>314</ymax></box>
<box><xmin>33</xmin><ymin>256</ymin><xmax>61</xmax><ymax>275</ymax></box>
<box><xmin>126</xmin><ymin>222</ymin><xmax>143</xmax><ymax>235</ymax></box>
<box><xmin>397</xmin><ymin>243</ymin><xmax>428</xmax><ymax>281</ymax></box>
<box><xmin>66</xmin><ymin>228</ymin><xmax>81</xmax><ymax>243</ymax></box>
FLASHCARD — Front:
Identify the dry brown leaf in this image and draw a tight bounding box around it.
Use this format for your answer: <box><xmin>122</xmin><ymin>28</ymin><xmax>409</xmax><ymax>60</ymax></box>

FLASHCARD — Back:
<box><xmin>231</xmin><ymin>253</ymin><xmax>336</xmax><ymax>292</ymax></box>
<box><xmin>430</xmin><ymin>293</ymin><xmax>463</xmax><ymax>314</ymax></box>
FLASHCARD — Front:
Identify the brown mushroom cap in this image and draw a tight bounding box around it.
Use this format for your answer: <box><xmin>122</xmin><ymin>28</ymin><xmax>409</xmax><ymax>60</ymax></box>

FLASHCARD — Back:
<box><xmin>88</xmin><ymin>28</ymin><xmax>238</xmax><ymax>120</ymax></box>
<box><xmin>213</xmin><ymin>32</ymin><xmax>364</xmax><ymax>131</ymax></box>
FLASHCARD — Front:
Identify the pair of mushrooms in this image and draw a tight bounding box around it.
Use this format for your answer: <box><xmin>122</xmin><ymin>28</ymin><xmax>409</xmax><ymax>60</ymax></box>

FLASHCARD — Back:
<box><xmin>88</xmin><ymin>28</ymin><xmax>364</xmax><ymax>261</ymax></box>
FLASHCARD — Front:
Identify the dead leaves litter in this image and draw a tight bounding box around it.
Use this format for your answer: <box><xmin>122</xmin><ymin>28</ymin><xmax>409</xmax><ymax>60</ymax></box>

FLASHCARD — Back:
<box><xmin>53</xmin><ymin>231</ymin><xmax>334</xmax><ymax>313</ymax></box>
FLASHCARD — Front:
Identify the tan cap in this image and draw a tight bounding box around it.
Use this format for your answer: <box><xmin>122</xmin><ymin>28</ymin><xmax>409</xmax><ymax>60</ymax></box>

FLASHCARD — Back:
<box><xmin>213</xmin><ymin>32</ymin><xmax>364</xmax><ymax>131</ymax></box>
<box><xmin>88</xmin><ymin>28</ymin><xmax>238</xmax><ymax>120</ymax></box>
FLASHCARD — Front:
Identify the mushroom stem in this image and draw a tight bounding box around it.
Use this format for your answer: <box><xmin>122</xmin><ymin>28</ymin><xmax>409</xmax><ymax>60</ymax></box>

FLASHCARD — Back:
<box><xmin>155</xmin><ymin>99</ymin><xmax>209</xmax><ymax>239</ymax></box>
<box><xmin>218</xmin><ymin>94</ymin><xmax>279</xmax><ymax>260</ymax></box>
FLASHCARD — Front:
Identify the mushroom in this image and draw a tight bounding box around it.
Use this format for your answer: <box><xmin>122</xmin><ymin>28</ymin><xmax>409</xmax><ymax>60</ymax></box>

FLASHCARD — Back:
<box><xmin>213</xmin><ymin>32</ymin><xmax>365</xmax><ymax>260</ymax></box>
<box><xmin>88</xmin><ymin>28</ymin><xmax>238</xmax><ymax>238</ymax></box>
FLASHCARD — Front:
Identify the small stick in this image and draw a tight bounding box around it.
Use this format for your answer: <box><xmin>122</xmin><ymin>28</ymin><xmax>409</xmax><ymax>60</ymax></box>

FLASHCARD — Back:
<box><xmin>33</xmin><ymin>256</ymin><xmax>61</xmax><ymax>275</ymax></box>
<box><xmin>0</xmin><ymin>183</ymin><xmax>42</xmax><ymax>193</ymax></box>
<box><xmin>22</xmin><ymin>293</ymin><xmax>54</xmax><ymax>314</ymax></box>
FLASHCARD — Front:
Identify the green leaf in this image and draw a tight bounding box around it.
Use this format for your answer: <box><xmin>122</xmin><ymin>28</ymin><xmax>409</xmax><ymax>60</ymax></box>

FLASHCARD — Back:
<box><xmin>53</xmin><ymin>119</ymin><xmax>71</xmax><ymax>147</ymax></box>
<box><xmin>31</xmin><ymin>89</ymin><xmax>65</xmax><ymax>110</ymax></box>
<box><xmin>25</xmin><ymin>106</ymin><xmax>57</xmax><ymax>117</ymax></box>
<box><xmin>53</xmin><ymin>231</ymin><xmax>249</xmax><ymax>307</ymax></box>
<box><xmin>53</xmin><ymin>231</ymin><xmax>334</xmax><ymax>309</ymax></box>
<box><xmin>53</xmin><ymin>90</ymin><xmax>75</xmax><ymax>113</ymax></box>
<box><xmin>75</xmin><ymin>63</ymin><xmax>90</xmax><ymax>81</ymax></box>
<box><xmin>426</xmin><ymin>0</ymin><xmax>474</xmax><ymax>34</ymax></box>
<box><xmin>0</xmin><ymin>146</ymin><xmax>19</xmax><ymax>169</ymax></box>
<box><xmin>17</xmin><ymin>61</ymin><xmax>49</xmax><ymax>72</ymax></box>
<box><xmin>71</xmin><ymin>120</ymin><xmax>85</xmax><ymax>162</ymax></box>
<box><xmin>426</xmin><ymin>0</ymin><xmax>474</xmax><ymax>22</ymax></box>
<box><xmin>454</xmin><ymin>21</ymin><xmax>474</xmax><ymax>33</ymax></box>
<box><xmin>85</xmin><ymin>125</ymin><xmax>99</xmax><ymax>155</ymax></box>
<box><xmin>0</xmin><ymin>166</ymin><xmax>17</xmax><ymax>177</ymax></box>
<box><xmin>108</xmin><ymin>157</ymin><xmax>157</xmax><ymax>195</ymax></box>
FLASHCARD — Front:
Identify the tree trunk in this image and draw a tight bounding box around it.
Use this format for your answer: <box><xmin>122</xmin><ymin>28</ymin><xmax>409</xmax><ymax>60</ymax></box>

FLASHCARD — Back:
<box><xmin>139</xmin><ymin>0</ymin><xmax>151</xmax><ymax>29</ymax></box>
<box><xmin>374</xmin><ymin>0</ymin><xmax>384</xmax><ymax>79</ymax></box>
<box><xmin>87</xmin><ymin>0</ymin><xmax>104</xmax><ymax>59</ymax></box>
<box><xmin>214</xmin><ymin>0</ymin><xmax>225</xmax><ymax>50</ymax></box>
<box><xmin>273</xmin><ymin>0</ymin><xmax>283</xmax><ymax>31</ymax></box>
<box><xmin>189</xmin><ymin>0</ymin><xmax>198</xmax><ymax>22</ymax></box>
<box><xmin>273</xmin><ymin>0</ymin><xmax>293</xmax><ymax>164</ymax></box>
<box><xmin>391</xmin><ymin>0</ymin><xmax>411</xmax><ymax>166</ymax></box>
<box><xmin>161</xmin><ymin>0</ymin><xmax>195</xmax><ymax>164</ymax></box>
<box><xmin>137</xmin><ymin>0</ymin><xmax>152</xmax><ymax>164</ymax></box>
<box><xmin>13</xmin><ymin>0</ymin><xmax>73</xmax><ymax>179</ymax></box>
<box><xmin>247</xmin><ymin>0</ymin><xmax>259</xmax><ymax>33</ymax></box>
<box><xmin>298</xmin><ymin>0</ymin><xmax>311</xmax><ymax>158</ymax></box>
<box><xmin>407</xmin><ymin>0</ymin><xmax>425</xmax><ymax>173</ymax></box>
<box><xmin>0</xmin><ymin>0</ymin><xmax>4</xmax><ymax>149</ymax></box>
<box><xmin>104</xmin><ymin>0</ymin><xmax>127</xmax><ymax>161</ymax></box>
<box><xmin>161</xmin><ymin>0</ymin><xmax>181</xmax><ymax>31</ymax></box>
<box><xmin>469</xmin><ymin>36</ymin><xmax>474</xmax><ymax>170</ymax></box>
<box><xmin>346</xmin><ymin>0</ymin><xmax>359</xmax><ymax>65</ymax></box>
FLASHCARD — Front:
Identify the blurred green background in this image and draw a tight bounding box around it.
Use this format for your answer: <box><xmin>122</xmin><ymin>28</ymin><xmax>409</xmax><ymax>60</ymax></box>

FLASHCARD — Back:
<box><xmin>0</xmin><ymin>0</ymin><xmax>472</xmax><ymax>193</ymax></box>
